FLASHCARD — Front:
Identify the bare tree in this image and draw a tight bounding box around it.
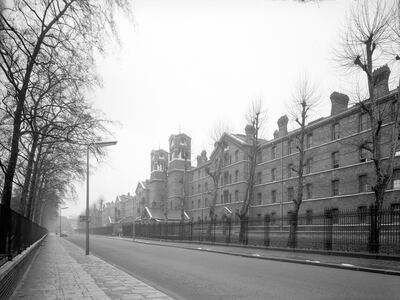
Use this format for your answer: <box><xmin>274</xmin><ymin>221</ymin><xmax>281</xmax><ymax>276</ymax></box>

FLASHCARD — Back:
<box><xmin>336</xmin><ymin>0</ymin><xmax>399</xmax><ymax>252</ymax></box>
<box><xmin>287</xmin><ymin>77</ymin><xmax>319</xmax><ymax>248</ymax></box>
<box><xmin>32</xmin><ymin>140</ymin><xmax>87</xmax><ymax>225</ymax></box>
<box><xmin>205</xmin><ymin>123</ymin><xmax>229</xmax><ymax>239</ymax></box>
<box><xmin>236</xmin><ymin>99</ymin><xmax>265</xmax><ymax>244</ymax></box>
<box><xmin>0</xmin><ymin>0</ymin><xmax>128</xmax><ymax>250</ymax></box>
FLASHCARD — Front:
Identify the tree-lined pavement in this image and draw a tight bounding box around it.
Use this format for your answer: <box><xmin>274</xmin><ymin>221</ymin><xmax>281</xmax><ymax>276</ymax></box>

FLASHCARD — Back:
<box><xmin>10</xmin><ymin>234</ymin><xmax>172</xmax><ymax>299</ymax></box>
<box><xmin>67</xmin><ymin>234</ymin><xmax>400</xmax><ymax>300</ymax></box>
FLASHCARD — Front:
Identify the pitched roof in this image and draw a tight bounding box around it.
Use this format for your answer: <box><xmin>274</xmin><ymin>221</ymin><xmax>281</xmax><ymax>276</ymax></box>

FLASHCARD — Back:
<box><xmin>169</xmin><ymin>133</ymin><xmax>191</xmax><ymax>143</ymax></box>
<box><xmin>116</xmin><ymin>216</ymin><xmax>135</xmax><ymax>224</ymax></box>
<box><xmin>117</xmin><ymin>194</ymin><xmax>134</xmax><ymax>203</ymax></box>
<box><xmin>234</xmin><ymin>133</ymin><xmax>267</xmax><ymax>144</ymax></box>
<box><xmin>230</xmin><ymin>133</ymin><xmax>249</xmax><ymax>144</ymax></box>
<box><xmin>140</xmin><ymin>181</ymin><xmax>147</xmax><ymax>188</ymax></box>
<box><xmin>136</xmin><ymin>181</ymin><xmax>148</xmax><ymax>192</ymax></box>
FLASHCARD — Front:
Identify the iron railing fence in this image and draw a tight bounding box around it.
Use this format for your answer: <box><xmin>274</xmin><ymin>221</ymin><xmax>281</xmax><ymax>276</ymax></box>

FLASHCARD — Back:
<box><xmin>0</xmin><ymin>204</ymin><xmax>47</xmax><ymax>267</ymax></box>
<box><xmin>131</xmin><ymin>206</ymin><xmax>399</xmax><ymax>255</ymax></box>
<box><xmin>83</xmin><ymin>205</ymin><xmax>400</xmax><ymax>255</ymax></box>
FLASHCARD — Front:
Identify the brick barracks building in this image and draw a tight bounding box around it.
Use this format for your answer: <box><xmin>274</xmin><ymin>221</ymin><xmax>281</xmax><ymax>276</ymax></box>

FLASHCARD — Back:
<box><xmin>137</xmin><ymin>65</ymin><xmax>400</xmax><ymax>223</ymax></box>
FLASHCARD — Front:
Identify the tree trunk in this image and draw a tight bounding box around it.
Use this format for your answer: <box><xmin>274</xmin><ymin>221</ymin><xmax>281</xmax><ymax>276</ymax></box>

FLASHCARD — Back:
<box><xmin>288</xmin><ymin>115</ymin><xmax>305</xmax><ymax>248</ymax></box>
<box><xmin>19</xmin><ymin>134</ymin><xmax>39</xmax><ymax>214</ymax></box>
<box><xmin>288</xmin><ymin>205</ymin><xmax>300</xmax><ymax>248</ymax></box>
<box><xmin>238</xmin><ymin>152</ymin><xmax>256</xmax><ymax>244</ymax></box>
<box><xmin>0</xmin><ymin>97</ymin><xmax>24</xmax><ymax>253</ymax></box>
<box><xmin>39</xmin><ymin>200</ymin><xmax>48</xmax><ymax>227</ymax></box>
<box><xmin>370</xmin><ymin>185</ymin><xmax>385</xmax><ymax>253</ymax></box>
<box><xmin>238</xmin><ymin>215</ymin><xmax>249</xmax><ymax>245</ymax></box>
<box><xmin>32</xmin><ymin>175</ymin><xmax>46</xmax><ymax>223</ymax></box>
<box><xmin>0</xmin><ymin>17</ymin><xmax>51</xmax><ymax>247</ymax></box>
<box><xmin>206</xmin><ymin>143</ymin><xmax>224</xmax><ymax>241</ymax></box>
<box><xmin>207</xmin><ymin>186</ymin><xmax>218</xmax><ymax>241</ymax></box>
<box><xmin>25</xmin><ymin>142</ymin><xmax>43</xmax><ymax>219</ymax></box>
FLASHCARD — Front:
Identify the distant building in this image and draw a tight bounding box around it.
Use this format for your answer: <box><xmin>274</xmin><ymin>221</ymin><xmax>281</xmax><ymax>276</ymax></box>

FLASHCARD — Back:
<box><xmin>102</xmin><ymin>201</ymin><xmax>115</xmax><ymax>226</ymax></box>
<box><xmin>115</xmin><ymin>193</ymin><xmax>135</xmax><ymax>222</ymax></box>
<box><xmin>135</xmin><ymin>180</ymin><xmax>149</xmax><ymax>219</ymax></box>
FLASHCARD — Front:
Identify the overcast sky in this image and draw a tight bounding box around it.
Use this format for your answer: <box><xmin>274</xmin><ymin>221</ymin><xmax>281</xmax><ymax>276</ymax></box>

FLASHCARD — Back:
<box><xmin>66</xmin><ymin>0</ymin><xmax>399</xmax><ymax>217</ymax></box>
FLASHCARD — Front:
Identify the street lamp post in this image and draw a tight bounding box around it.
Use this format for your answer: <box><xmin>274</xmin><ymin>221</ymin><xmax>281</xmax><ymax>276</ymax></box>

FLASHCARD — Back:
<box><xmin>86</xmin><ymin>141</ymin><xmax>117</xmax><ymax>255</ymax></box>
<box><xmin>59</xmin><ymin>206</ymin><xmax>68</xmax><ymax>237</ymax></box>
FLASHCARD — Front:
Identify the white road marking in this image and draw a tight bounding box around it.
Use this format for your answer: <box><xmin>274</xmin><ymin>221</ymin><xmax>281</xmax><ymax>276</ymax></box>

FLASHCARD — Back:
<box><xmin>340</xmin><ymin>263</ymin><xmax>355</xmax><ymax>267</ymax></box>
<box><xmin>306</xmin><ymin>260</ymin><xmax>320</xmax><ymax>263</ymax></box>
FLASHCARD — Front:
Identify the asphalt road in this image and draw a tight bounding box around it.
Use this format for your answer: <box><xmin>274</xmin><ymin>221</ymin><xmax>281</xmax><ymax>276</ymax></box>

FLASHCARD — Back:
<box><xmin>67</xmin><ymin>234</ymin><xmax>400</xmax><ymax>300</ymax></box>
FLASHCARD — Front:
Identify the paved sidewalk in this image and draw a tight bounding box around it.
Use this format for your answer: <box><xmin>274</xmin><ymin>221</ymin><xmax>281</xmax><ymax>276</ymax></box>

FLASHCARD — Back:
<box><xmin>10</xmin><ymin>234</ymin><xmax>173</xmax><ymax>300</ymax></box>
<box><xmin>112</xmin><ymin>236</ymin><xmax>400</xmax><ymax>275</ymax></box>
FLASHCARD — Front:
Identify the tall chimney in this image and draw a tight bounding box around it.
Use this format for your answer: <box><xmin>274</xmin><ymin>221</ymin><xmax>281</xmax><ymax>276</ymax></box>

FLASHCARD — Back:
<box><xmin>245</xmin><ymin>124</ymin><xmax>255</xmax><ymax>143</ymax></box>
<box><xmin>330</xmin><ymin>92</ymin><xmax>349</xmax><ymax>116</ymax></box>
<box><xmin>201</xmin><ymin>150</ymin><xmax>208</xmax><ymax>162</ymax></box>
<box><xmin>277</xmin><ymin>115</ymin><xmax>288</xmax><ymax>137</ymax></box>
<box><xmin>196</xmin><ymin>155</ymin><xmax>202</xmax><ymax>167</ymax></box>
<box><xmin>372</xmin><ymin>65</ymin><xmax>390</xmax><ymax>98</ymax></box>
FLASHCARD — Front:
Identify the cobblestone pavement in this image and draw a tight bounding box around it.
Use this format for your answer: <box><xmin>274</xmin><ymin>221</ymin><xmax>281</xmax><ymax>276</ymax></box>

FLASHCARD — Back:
<box><xmin>10</xmin><ymin>234</ymin><xmax>173</xmax><ymax>300</ymax></box>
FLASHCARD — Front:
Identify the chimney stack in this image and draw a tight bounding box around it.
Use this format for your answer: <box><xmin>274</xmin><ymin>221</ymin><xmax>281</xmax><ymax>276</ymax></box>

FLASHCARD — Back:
<box><xmin>245</xmin><ymin>124</ymin><xmax>255</xmax><ymax>143</ymax></box>
<box><xmin>196</xmin><ymin>155</ymin><xmax>202</xmax><ymax>167</ymax></box>
<box><xmin>330</xmin><ymin>92</ymin><xmax>349</xmax><ymax>116</ymax></box>
<box><xmin>372</xmin><ymin>65</ymin><xmax>391</xmax><ymax>98</ymax></box>
<box><xmin>196</xmin><ymin>150</ymin><xmax>208</xmax><ymax>167</ymax></box>
<box><xmin>277</xmin><ymin>115</ymin><xmax>288</xmax><ymax>137</ymax></box>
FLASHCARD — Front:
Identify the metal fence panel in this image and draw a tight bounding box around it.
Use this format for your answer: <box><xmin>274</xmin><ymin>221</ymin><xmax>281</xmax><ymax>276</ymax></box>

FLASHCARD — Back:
<box><xmin>129</xmin><ymin>205</ymin><xmax>400</xmax><ymax>255</ymax></box>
